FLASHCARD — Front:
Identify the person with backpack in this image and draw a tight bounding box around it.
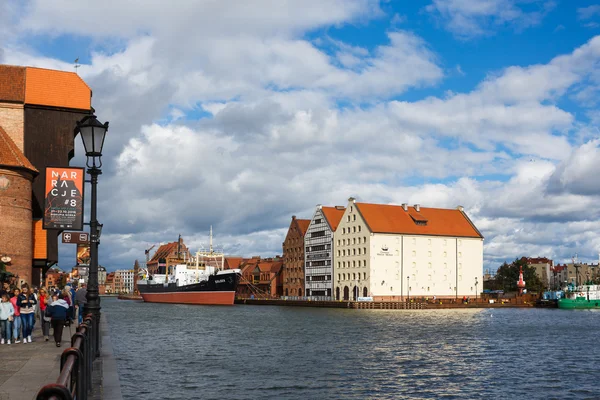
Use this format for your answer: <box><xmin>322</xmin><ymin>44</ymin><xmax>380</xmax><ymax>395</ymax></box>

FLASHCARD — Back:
<box><xmin>46</xmin><ymin>294</ymin><xmax>69</xmax><ymax>347</ymax></box>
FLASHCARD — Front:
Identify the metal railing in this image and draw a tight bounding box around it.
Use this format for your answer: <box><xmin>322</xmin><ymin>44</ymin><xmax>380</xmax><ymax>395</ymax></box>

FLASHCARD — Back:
<box><xmin>36</xmin><ymin>314</ymin><xmax>95</xmax><ymax>400</ymax></box>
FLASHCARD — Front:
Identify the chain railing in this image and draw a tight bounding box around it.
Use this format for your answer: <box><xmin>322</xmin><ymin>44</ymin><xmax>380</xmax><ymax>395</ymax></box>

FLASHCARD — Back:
<box><xmin>36</xmin><ymin>314</ymin><xmax>96</xmax><ymax>400</ymax></box>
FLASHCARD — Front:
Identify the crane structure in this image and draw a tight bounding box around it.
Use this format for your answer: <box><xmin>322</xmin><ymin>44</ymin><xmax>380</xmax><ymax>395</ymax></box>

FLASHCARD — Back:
<box><xmin>145</xmin><ymin>244</ymin><xmax>156</xmax><ymax>263</ymax></box>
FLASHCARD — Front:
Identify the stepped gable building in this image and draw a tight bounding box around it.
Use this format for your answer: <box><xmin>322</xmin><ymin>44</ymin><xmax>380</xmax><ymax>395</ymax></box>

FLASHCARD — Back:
<box><xmin>333</xmin><ymin>198</ymin><xmax>484</xmax><ymax>301</ymax></box>
<box><xmin>146</xmin><ymin>238</ymin><xmax>191</xmax><ymax>275</ymax></box>
<box><xmin>0</xmin><ymin>65</ymin><xmax>92</xmax><ymax>286</ymax></box>
<box><xmin>304</xmin><ymin>205</ymin><xmax>345</xmax><ymax>300</ymax></box>
<box><xmin>282</xmin><ymin>216</ymin><xmax>310</xmax><ymax>297</ymax></box>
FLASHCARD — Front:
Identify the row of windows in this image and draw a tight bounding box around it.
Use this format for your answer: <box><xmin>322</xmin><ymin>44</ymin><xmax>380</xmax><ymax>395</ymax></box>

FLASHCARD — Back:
<box><xmin>338</xmin><ymin>248</ymin><xmax>367</xmax><ymax>257</ymax></box>
<box><xmin>338</xmin><ymin>237</ymin><xmax>367</xmax><ymax>246</ymax></box>
<box><xmin>338</xmin><ymin>260</ymin><xmax>367</xmax><ymax>268</ymax></box>
<box><xmin>346</xmin><ymin>214</ymin><xmax>357</xmax><ymax>222</ymax></box>
<box><xmin>306</xmin><ymin>244</ymin><xmax>329</xmax><ymax>252</ymax></box>
<box><xmin>341</xmin><ymin>225</ymin><xmax>362</xmax><ymax>234</ymax></box>
<box><xmin>307</xmin><ymin>275</ymin><xmax>331</xmax><ymax>281</ymax></box>
<box><xmin>338</xmin><ymin>272</ymin><xmax>367</xmax><ymax>281</ymax></box>
<box><xmin>399</xmin><ymin>238</ymin><xmax>463</xmax><ymax>246</ymax></box>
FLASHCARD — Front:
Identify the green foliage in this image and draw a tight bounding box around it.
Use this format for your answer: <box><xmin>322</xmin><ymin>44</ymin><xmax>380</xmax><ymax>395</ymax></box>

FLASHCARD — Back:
<box><xmin>492</xmin><ymin>258</ymin><xmax>544</xmax><ymax>293</ymax></box>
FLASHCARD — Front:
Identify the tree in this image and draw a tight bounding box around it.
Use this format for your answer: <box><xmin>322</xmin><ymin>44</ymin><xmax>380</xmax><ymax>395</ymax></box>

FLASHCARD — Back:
<box><xmin>492</xmin><ymin>258</ymin><xmax>544</xmax><ymax>294</ymax></box>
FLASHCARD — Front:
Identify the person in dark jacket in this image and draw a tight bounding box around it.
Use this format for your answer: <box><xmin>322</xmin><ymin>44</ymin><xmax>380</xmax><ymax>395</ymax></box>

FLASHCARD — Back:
<box><xmin>47</xmin><ymin>294</ymin><xmax>69</xmax><ymax>347</ymax></box>
<box><xmin>17</xmin><ymin>285</ymin><xmax>37</xmax><ymax>343</ymax></box>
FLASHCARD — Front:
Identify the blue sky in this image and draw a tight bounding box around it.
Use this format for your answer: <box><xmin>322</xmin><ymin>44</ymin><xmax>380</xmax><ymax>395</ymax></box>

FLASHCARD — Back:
<box><xmin>2</xmin><ymin>0</ymin><xmax>600</xmax><ymax>272</ymax></box>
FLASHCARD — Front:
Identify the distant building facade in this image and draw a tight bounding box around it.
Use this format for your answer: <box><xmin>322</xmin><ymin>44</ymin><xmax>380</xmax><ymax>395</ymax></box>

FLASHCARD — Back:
<box><xmin>236</xmin><ymin>257</ymin><xmax>283</xmax><ymax>298</ymax></box>
<box><xmin>304</xmin><ymin>205</ymin><xmax>345</xmax><ymax>300</ymax></box>
<box><xmin>282</xmin><ymin>216</ymin><xmax>310</xmax><ymax>297</ymax></box>
<box><xmin>333</xmin><ymin>198</ymin><xmax>484</xmax><ymax>301</ymax></box>
<box><xmin>114</xmin><ymin>269</ymin><xmax>135</xmax><ymax>293</ymax></box>
<box><xmin>526</xmin><ymin>257</ymin><xmax>553</xmax><ymax>289</ymax></box>
<box><xmin>146</xmin><ymin>238</ymin><xmax>191</xmax><ymax>276</ymax></box>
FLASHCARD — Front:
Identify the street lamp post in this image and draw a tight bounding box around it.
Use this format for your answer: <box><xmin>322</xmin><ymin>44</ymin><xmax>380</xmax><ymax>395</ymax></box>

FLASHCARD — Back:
<box><xmin>475</xmin><ymin>277</ymin><xmax>478</xmax><ymax>305</ymax></box>
<box><xmin>407</xmin><ymin>276</ymin><xmax>410</xmax><ymax>302</ymax></box>
<box><xmin>76</xmin><ymin>115</ymin><xmax>108</xmax><ymax>358</ymax></box>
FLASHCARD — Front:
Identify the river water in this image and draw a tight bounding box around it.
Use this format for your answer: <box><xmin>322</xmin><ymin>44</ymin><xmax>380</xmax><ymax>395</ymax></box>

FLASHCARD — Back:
<box><xmin>103</xmin><ymin>297</ymin><xmax>600</xmax><ymax>399</ymax></box>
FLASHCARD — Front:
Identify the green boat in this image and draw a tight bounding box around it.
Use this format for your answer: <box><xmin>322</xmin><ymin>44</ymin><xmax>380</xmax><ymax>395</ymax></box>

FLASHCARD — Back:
<box><xmin>558</xmin><ymin>285</ymin><xmax>600</xmax><ymax>310</ymax></box>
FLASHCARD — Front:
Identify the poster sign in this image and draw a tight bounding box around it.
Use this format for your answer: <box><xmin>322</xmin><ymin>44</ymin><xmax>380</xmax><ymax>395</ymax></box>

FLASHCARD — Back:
<box><xmin>77</xmin><ymin>244</ymin><xmax>91</xmax><ymax>266</ymax></box>
<box><xmin>43</xmin><ymin>167</ymin><xmax>85</xmax><ymax>230</ymax></box>
<box><xmin>62</xmin><ymin>232</ymin><xmax>90</xmax><ymax>244</ymax></box>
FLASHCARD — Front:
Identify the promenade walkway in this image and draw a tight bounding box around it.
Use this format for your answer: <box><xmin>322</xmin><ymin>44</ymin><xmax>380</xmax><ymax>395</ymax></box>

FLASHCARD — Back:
<box><xmin>0</xmin><ymin>321</ymin><xmax>69</xmax><ymax>400</ymax></box>
<box><xmin>0</xmin><ymin>314</ymin><xmax>122</xmax><ymax>400</ymax></box>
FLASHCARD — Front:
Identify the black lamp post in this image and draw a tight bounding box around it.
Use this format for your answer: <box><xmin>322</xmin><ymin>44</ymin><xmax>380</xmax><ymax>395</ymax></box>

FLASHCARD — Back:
<box><xmin>407</xmin><ymin>276</ymin><xmax>410</xmax><ymax>302</ymax></box>
<box><xmin>475</xmin><ymin>277</ymin><xmax>478</xmax><ymax>305</ymax></box>
<box><xmin>76</xmin><ymin>114</ymin><xmax>108</xmax><ymax>358</ymax></box>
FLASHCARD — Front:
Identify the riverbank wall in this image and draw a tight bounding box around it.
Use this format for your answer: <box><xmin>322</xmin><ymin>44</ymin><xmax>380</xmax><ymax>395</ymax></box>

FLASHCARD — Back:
<box><xmin>235</xmin><ymin>298</ymin><xmax>535</xmax><ymax>309</ymax></box>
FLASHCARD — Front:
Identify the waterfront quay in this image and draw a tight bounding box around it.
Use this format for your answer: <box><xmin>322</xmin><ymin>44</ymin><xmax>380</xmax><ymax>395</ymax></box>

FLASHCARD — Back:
<box><xmin>235</xmin><ymin>297</ymin><xmax>535</xmax><ymax>309</ymax></box>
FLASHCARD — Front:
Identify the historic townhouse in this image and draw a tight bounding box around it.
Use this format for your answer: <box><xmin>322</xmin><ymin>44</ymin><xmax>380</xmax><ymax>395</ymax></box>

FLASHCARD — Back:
<box><xmin>333</xmin><ymin>198</ymin><xmax>483</xmax><ymax>301</ymax></box>
<box><xmin>282</xmin><ymin>216</ymin><xmax>310</xmax><ymax>297</ymax></box>
<box><xmin>304</xmin><ymin>205</ymin><xmax>345</xmax><ymax>300</ymax></box>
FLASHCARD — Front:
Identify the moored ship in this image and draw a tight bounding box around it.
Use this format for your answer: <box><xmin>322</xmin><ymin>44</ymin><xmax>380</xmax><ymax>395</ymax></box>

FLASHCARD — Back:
<box><xmin>557</xmin><ymin>284</ymin><xmax>600</xmax><ymax>310</ymax></box>
<box><xmin>137</xmin><ymin>266</ymin><xmax>240</xmax><ymax>305</ymax></box>
<box><xmin>137</xmin><ymin>228</ymin><xmax>240</xmax><ymax>305</ymax></box>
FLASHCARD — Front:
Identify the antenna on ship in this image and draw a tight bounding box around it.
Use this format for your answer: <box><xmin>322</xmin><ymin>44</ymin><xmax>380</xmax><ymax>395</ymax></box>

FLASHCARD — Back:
<box><xmin>210</xmin><ymin>225</ymin><xmax>213</xmax><ymax>254</ymax></box>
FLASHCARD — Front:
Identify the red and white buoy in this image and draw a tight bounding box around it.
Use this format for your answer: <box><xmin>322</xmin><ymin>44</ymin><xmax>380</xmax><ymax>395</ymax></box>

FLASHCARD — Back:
<box><xmin>517</xmin><ymin>266</ymin><xmax>526</xmax><ymax>295</ymax></box>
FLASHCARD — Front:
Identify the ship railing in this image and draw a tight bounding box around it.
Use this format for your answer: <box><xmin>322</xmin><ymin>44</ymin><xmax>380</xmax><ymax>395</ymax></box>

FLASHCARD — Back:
<box><xmin>36</xmin><ymin>314</ymin><xmax>96</xmax><ymax>400</ymax></box>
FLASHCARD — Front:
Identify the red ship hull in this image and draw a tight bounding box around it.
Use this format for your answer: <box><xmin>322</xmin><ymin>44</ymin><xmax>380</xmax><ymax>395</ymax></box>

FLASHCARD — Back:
<box><xmin>140</xmin><ymin>291</ymin><xmax>236</xmax><ymax>305</ymax></box>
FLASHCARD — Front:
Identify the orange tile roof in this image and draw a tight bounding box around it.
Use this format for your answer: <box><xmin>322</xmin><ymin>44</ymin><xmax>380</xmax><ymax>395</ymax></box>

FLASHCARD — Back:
<box><xmin>296</xmin><ymin>219</ymin><xmax>311</xmax><ymax>235</ymax></box>
<box><xmin>24</xmin><ymin>67</ymin><xmax>91</xmax><ymax>110</ymax></box>
<box><xmin>149</xmin><ymin>242</ymin><xmax>178</xmax><ymax>263</ymax></box>
<box><xmin>0</xmin><ymin>125</ymin><xmax>38</xmax><ymax>173</ymax></box>
<box><xmin>33</xmin><ymin>220</ymin><xmax>47</xmax><ymax>259</ymax></box>
<box><xmin>356</xmin><ymin>203</ymin><xmax>483</xmax><ymax>238</ymax></box>
<box><xmin>224</xmin><ymin>257</ymin><xmax>245</xmax><ymax>270</ymax></box>
<box><xmin>321</xmin><ymin>206</ymin><xmax>345</xmax><ymax>232</ymax></box>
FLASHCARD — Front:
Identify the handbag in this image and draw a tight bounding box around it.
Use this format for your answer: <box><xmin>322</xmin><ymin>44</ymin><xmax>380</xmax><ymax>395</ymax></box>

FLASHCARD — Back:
<box><xmin>44</xmin><ymin>307</ymin><xmax>52</xmax><ymax>318</ymax></box>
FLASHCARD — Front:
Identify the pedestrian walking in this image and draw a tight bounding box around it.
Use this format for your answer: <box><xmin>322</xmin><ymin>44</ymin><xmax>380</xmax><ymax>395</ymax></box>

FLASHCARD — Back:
<box><xmin>38</xmin><ymin>288</ymin><xmax>52</xmax><ymax>341</ymax></box>
<box><xmin>17</xmin><ymin>285</ymin><xmax>37</xmax><ymax>343</ymax></box>
<box><xmin>46</xmin><ymin>294</ymin><xmax>69</xmax><ymax>347</ymax></box>
<box><xmin>9</xmin><ymin>288</ymin><xmax>22</xmax><ymax>343</ymax></box>
<box><xmin>0</xmin><ymin>294</ymin><xmax>15</xmax><ymax>344</ymax></box>
<box><xmin>75</xmin><ymin>284</ymin><xmax>87</xmax><ymax>325</ymax></box>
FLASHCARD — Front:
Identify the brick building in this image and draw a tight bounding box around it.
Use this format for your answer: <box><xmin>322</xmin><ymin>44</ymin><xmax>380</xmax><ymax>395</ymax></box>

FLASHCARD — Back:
<box><xmin>236</xmin><ymin>257</ymin><xmax>283</xmax><ymax>298</ymax></box>
<box><xmin>146</xmin><ymin>238</ymin><xmax>191</xmax><ymax>276</ymax></box>
<box><xmin>282</xmin><ymin>216</ymin><xmax>310</xmax><ymax>298</ymax></box>
<box><xmin>0</xmin><ymin>65</ymin><xmax>92</xmax><ymax>286</ymax></box>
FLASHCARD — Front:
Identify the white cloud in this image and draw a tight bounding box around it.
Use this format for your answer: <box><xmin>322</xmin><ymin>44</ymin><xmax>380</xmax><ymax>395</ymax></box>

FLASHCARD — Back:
<box><xmin>577</xmin><ymin>5</ymin><xmax>600</xmax><ymax>21</ymax></box>
<box><xmin>426</xmin><ymin>0</ymin><xmax>556</xmax><ymax>38</ymax></box>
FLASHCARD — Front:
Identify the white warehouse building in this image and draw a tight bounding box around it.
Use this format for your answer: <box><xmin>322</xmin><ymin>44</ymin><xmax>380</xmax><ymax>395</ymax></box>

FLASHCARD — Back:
<box><xmin>333</xmin><ymin>198</ymin><xmax>484</xmax><ymax>301</ymax></box>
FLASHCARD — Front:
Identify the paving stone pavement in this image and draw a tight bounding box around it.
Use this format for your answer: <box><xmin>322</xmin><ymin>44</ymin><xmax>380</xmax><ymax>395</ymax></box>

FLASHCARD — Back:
<box><xmin>0</xmin><ymin>319</ymin><xmax>70</xmax><ymax>400</ymax></box>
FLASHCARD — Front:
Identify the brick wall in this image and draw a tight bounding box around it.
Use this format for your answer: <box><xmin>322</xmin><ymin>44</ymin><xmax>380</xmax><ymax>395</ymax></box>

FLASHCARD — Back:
<box><xmin>0</xmin><ymin>104</ymin><xmax>25</xmax><ymax>152</ymax></box>
<box><xmin>0</xmin><ymin>168</ymin><xmax>34</xmax><ymax>286</ymax></box>
<box><xmin>0</xmin><ymin>65</ymin><xmax>26</xmax><ymax>103</ymax></box>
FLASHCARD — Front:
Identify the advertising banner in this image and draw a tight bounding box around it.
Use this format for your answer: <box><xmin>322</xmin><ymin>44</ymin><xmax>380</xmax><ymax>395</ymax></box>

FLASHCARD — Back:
<box><xmin>43</xmin><ymin>167</ymin><xmax>85</xmax><ymax>230</ymax></box>
<box><xmin>77</xmin><ymin>243</ymin><xmax>91</xmax><ymax>266</ymax></box>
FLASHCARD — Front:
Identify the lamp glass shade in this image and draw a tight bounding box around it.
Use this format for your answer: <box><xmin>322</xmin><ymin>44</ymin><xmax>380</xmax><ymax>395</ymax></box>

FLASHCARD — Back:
<box><xmin>78</xmin><ymin>115</ymin><xmax>108</xmax><ymax>156</ymax></box>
